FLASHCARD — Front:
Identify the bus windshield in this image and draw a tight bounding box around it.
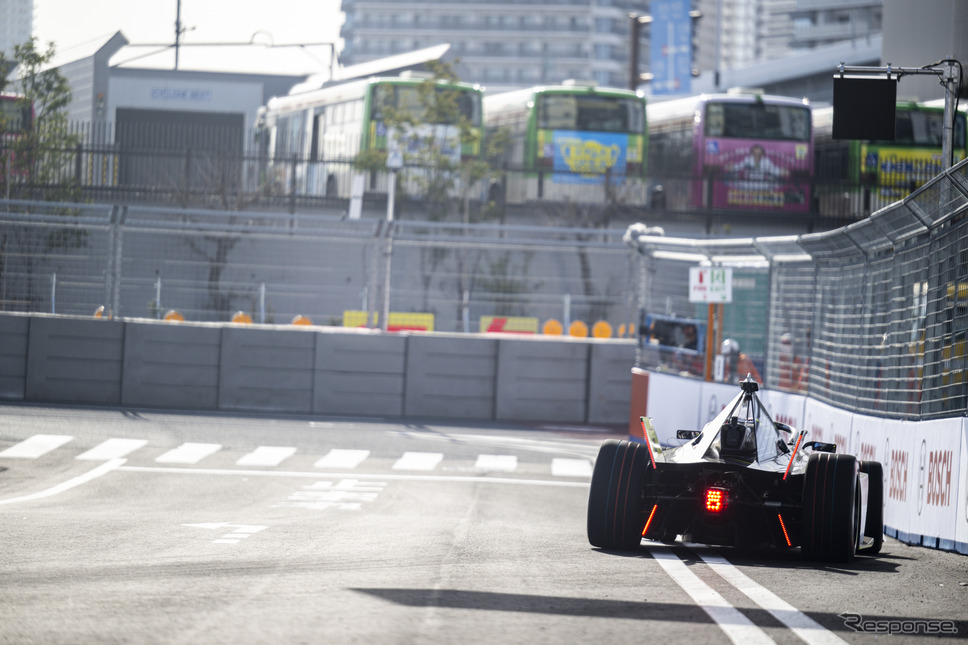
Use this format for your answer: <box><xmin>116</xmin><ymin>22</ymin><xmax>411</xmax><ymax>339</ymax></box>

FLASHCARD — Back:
<box><xmin>371</xmin><ymin>84</ymin><xmax>481</xmax><ymax>126</ymax></box>
<box><xmin>888</xmin><ymin>108</ymin><xmax>966</xmax><ymax>147</ymax></box>
<box><xmin>705</xmin><ymin>101</ymin><xmax>810</xmax><ymax>141</ymax></box>
<box><xmin>537</xmin><ymin>94</ymin><xmax>645</xmax><ymax>134</ymax></box>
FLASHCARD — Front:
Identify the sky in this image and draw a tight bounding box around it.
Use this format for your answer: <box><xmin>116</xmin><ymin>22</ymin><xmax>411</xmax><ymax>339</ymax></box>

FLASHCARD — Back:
<box><xmin>33</xmin><ymin>0</ymin><xmax>344</xmax><ymax>75</ymax></box>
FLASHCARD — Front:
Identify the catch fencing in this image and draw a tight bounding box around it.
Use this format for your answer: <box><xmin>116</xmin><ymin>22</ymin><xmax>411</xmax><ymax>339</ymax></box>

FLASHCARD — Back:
<box><xmin>2</xmin><ymin>156</ymin><xmax>968</xmax><ymax>421</ymax></box>
<box><xmin>0</xmin><ymin>201</ymin><xmax>636</xmax><ymax>338</ymax></box>
<box><xmin>628</xmin><ymin>156</ymin><xmax>968</xmax><ymax>421</ymax></box>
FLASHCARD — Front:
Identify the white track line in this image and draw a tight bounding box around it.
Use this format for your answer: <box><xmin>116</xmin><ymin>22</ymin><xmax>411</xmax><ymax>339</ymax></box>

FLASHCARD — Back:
<box><xmin>647</xmin><ymin>548</ymin><xmax>776</xmax><ymax>645</ymax></box>
<box><xmin>0</xmin><ymin>459</ymin><xmax>126</xmax><ymax>505</ymax></box>
<box><xmin>0</xmin><ymin>434</ymin><xmax>73</xmax><ymax>458</ymax></box>
<box><xmin>76</xmin><ymin>438</ymin><xmax>148</xmax><ymax>461</ymax></box>
<box><xmin>698</xmin><ymin>551</ymin><xmax>848</xmax><ymax>645</ymax></box>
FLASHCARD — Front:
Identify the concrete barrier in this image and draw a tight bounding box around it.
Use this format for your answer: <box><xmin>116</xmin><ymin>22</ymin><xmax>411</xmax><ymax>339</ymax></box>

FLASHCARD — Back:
<box><xmin>219</xmin><ymin>326</ymin><xmax>317</xmax><ymax>413</ymax></box>
<box><xmin>495</xmin><ymin>336</ymin><xmax>589</xmax><ymax>423</ymax></box>
<box><xmin>25</xmin><ymin>316</ymin><xmax>124</xmax><ymax>405</ymax></box>
<box><xmin>314</xmin><ymin>330</ymin><xmax>407</xmax><ymax>417</ymax></box>
<box><xmin>0</xmin><ymin>314</ymin><xmax>28</xmax><ymax>400</ymax></box>
<box><xmin>122</xmin><ymin>321</ymin><xmax>221</xmax><ymax>410</ymax></box>
<box><xmin>0</xmin><ymin>313</ymin><xmax>634</xmax><ymax>428</ymax></box>
<box><xmin>405</xmin><ymin>333</ymin><xmax>497</xmax><ymax>419</ymax></box>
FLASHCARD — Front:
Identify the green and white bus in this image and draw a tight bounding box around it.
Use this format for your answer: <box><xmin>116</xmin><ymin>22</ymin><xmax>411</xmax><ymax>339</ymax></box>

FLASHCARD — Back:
<box><xmin>813</xmin><ymin>100</ymin><xmax>968</xmax><ymax>218</ymax></box>
<box><xmin>483</xmin><ymin>82</ymin><xmax>648</xmax><ymax>204</ymax></box>
<box><xmin>258</xmin><ymin>74</ymin><xmax>484</xmax><ymax>198</ymax></box>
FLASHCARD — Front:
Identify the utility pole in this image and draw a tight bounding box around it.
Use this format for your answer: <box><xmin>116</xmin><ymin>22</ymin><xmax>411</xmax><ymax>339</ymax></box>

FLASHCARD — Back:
<box><xmin>174</xmin><ymin>0</ymin><xmax>182</xmax><ymax>70</ymax></box>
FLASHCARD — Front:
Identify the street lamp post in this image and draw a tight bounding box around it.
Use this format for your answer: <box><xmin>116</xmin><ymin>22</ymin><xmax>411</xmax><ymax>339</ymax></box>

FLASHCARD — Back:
<box><xmin>381</xmin><ymin>148</ymin><xmax>404</xmax><ymax>332</ymax></box>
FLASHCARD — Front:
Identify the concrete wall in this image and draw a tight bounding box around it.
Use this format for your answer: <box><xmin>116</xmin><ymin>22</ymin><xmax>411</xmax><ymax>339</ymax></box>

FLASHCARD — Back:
<box><xmin>0</xmin><ymin>313</ymin><xmax>634</xmax><ymax>427</ymax></box>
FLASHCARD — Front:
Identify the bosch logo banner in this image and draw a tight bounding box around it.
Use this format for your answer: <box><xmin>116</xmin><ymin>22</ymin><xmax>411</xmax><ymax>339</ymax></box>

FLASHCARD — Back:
<box><xmin>889</xmin><ymin>449</ymin><xmax>909</xmax><ymax>502</ymax></box>
<box><xmin>925</xmin><ymin>449</ymin><xmax>953</xmax><ymax>508</ymax></box>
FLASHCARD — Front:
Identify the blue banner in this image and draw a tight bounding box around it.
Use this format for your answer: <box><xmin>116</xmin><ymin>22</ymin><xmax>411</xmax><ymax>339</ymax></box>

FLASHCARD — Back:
<box><xmin>551</xmin><ymin>131</ymin><xmax>628</xmax><ymax>184</ymax></box>
<box><xmin>650</xmin><ymin>0</ymin><xmax>693</xmax><ymax>96</ymax></box>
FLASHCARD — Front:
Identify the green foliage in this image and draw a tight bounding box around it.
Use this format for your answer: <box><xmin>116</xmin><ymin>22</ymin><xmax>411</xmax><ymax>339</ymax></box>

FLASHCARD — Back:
<box><xmin>0</xmin><ymin>38</ymin><xmax>80</xmax><ymax>201</ymax></box>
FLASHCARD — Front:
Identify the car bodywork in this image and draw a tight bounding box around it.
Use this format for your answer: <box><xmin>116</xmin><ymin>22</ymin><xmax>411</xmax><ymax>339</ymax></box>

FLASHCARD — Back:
<box><xmin>587</xmin><ymin>377</ymin><xmax>884</xmax><ymax>562</ymax></box>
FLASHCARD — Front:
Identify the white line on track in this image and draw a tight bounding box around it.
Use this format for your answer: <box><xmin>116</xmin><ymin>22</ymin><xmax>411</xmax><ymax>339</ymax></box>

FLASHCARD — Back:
<box><xmin>646</xmin><ymin>547</ymin><xmax>776</xmax><ymax>645</ymax></box>
<box><xmin>0</xmin><ymin>459</ymin><xmax>127</xmax><ymax>505</ymax></box>
<box><xmin>697</xmin><ymin>551</ymin><xmax>848</xmax><ymax>645</ymax></box>
<box><xmin>0</xmin><ymin>434</ymin><xmax>73</xmax><ymax>458</ymax></box>
<box><xmin>236</xmin><ymin>446</ymin><xmax>297</xmax><ymax>467</ymax></box>
<box><xmin>117</xmin><ymin>465</ymin><xmax>589</xmax><ymax>487</ymax></box>
<box><xmin>76</xmin><ymin>438</ymin><xmax>148</xmax><ymax>461</ymax></box>
<box><xmin>314</xmin><ymin>449</ymin><xmax>370</xmax><ymax>469</ymax></box>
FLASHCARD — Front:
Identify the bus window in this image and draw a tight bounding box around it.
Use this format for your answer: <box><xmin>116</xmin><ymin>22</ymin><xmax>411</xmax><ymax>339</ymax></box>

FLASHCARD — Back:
<box><xmin>718</xmin><ymin>103</ymin><xmax>810</xmax><ymax>141</ymax></box>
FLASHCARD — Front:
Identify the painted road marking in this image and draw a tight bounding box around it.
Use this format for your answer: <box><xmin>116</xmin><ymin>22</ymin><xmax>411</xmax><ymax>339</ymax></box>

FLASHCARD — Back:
<box><xmin>551</xmin><ymin>458</ymin><xmax>593</xmax><ymax>477</ymax></box>
<box><xmin>236</xmin><ymin>446</ymin><xmax>297</xmax><ymax>467</ymax></box>
<box><xmin>697</xmin><ymin>551</ymin><xmax>848</xmax><ymax>645</ymax></box>
<box><xmin>278</xmin><ymin>478</ymin><xmax>388</xmax><ymax>511</ymax></box>
<box><xmin>0</xmin><ymin>459</ymin><xmax>127</xmax><ymax>505</ymax></box>
<box><xmin>155</xmin><ymin>443</ymin><xmax>222</xmax><ymax>464</ymax></box>
<box><xmin>647</xmin><ymin>547</ymin><xmax>775</xmax><ymax>645</ymax></box>
<box><xmin>0</xmin><ymin>434</ymin><xmax>73</xmax><ymax>458</ymax></box>
<box><xmin>314</xmin><ymin>449</ymin><xmax>370</xmax><ymax>469</ymax></box>
<box><xmin>392</xmin><ymin>452</ymin><xmax>443</xmax><ymax>471</ymax></box>
<box><xmin>474</xmin><ymin>454</ymin><xmax>518</xmax><ymax>472</ymax></box>
<box><xmin>183</xmin><ymin>522</ymin><xmax>267</xmax><ymax>544</ymax></box>
<box><xmin>119</xmin><ymin>465</ymin><xmax>588</xmax><ymax>487</ymax></box>
<box><xmin>76</xmin><ymin>438</ymin><xmax>148</xmax><ymax>461</ymax></box>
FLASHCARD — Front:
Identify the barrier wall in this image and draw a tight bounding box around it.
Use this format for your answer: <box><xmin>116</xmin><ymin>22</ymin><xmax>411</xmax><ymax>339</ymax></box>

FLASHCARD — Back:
<box><xmin>0</xmin><ymin>313</ymin><xmax>633</xmax><ymax>428</ymax></box>
<box><xmin>638</xmin><ymin>371</ymin><xmax>968</xmax><ymax>555</ymax></box>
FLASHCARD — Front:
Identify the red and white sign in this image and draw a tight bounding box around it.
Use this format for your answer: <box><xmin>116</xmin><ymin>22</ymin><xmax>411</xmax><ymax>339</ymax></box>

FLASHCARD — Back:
<box><xmin>689</xmin><ymin>267</ymin><xmax>733</xmax><ymax>303</ymax></box>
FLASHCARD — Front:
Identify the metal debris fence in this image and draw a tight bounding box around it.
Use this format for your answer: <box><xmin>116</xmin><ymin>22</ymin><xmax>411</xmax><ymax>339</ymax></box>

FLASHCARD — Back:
<box><xmin>2</xmin><ymin>158</ymin><xmax>968</xmax><ymax>421</ymax></box>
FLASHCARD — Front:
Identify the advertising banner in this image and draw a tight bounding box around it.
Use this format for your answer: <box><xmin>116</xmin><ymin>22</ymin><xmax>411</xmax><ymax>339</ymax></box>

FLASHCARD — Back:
<box><xmin>957</xmin><ymin>419</ymin><xmax>968</xmax><ymax>554</ymax></box>
<box><xmin>645</xmin><ymin>372</ymin><xmax>705</xmax><ymax>445</ymax></box>
<box><xmin>912</xmin><ymin>418</ymin><xmax>963</xmax><ymax>549</ymax></box>
<box><xmin>551</xmin><ymin>131</ymin><xmax>628</xmax><ymax>184</ymax></box>
<box><xmin>759</xmin><ymin>389</ymin><xmax>807</xmax><ymax>439</ymax></box>
<box><xmin>699</xmin><ymin>139</ymin><xmax>811</xmax><ymax>212</ymax></box>
<box><xmin>802</xmin><ymin>397</ymin><xmax>854</xmax><ymax>454</ymax></box>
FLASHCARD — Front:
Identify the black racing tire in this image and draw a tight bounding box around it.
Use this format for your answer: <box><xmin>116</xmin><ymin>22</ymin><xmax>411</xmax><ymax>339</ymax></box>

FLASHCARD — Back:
<box><xmin>801</xmin><ymin>452</ymin><xmax>861</xmax><ymax>562</ymax></box>
<box><xmin>587</xmin><ymin>439</ymin><xmax>651</xmax><ymax>550</ymax></box>
<box><xmin>859</xmin><ymin>461</ymin><xmax>884</xmax><ymax>555</ymax></box>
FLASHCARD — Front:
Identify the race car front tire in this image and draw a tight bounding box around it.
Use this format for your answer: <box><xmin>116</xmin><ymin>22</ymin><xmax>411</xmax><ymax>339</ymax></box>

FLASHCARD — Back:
<box><xmin>587</xmin><ymin>439</ymin><xmax>650</xmax><ymax>550</ymax></box>
<box><xmin>859</xmin><ymin>460</ymin><xmax>884</xmax><ymax>554</ymax></box>
<box><xmin>801</xmin><ymin>452</ymin><xmax>861</xmax><ymax>562</ymax></box>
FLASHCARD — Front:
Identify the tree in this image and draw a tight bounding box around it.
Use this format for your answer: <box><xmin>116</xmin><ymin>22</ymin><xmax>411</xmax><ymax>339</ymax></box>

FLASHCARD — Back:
<box><xmin>0</xmin><ymin>38</ymin><xmax>79</xmax><ymax>201</ymax></box>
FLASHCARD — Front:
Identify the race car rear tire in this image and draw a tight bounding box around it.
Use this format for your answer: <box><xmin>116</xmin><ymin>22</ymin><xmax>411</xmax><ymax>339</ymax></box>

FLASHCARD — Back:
<box><xmin>587</xmin><ymin>439</ymin><xmax>650</xmax><ymax>550</ymax></box>
<box><xmin>859</xmin><ymin>460</ymin><xmax>884</xmax><ymax>555</ymax></box>
<box><xmin>801</xmin><ymin>452</ymin><xmax>861</xmax><ymax>562</ymax></box>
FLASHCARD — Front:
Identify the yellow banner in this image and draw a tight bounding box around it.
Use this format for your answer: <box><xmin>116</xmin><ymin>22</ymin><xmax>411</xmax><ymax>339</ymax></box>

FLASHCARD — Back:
<box><xmin>343</xmin><ymin>311</ymin><xmax>435</xmax><ymax>332</ymax></box>
<box><xmin>480</xmin><ymin>316</ymin><xmax>539</xmax><ymax>334</ymax></box>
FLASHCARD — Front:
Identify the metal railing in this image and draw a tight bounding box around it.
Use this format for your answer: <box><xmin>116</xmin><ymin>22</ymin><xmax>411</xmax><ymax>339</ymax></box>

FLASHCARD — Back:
<box><xmin>627</xmin><ymin>156</ymin><xmax>968</xmax><ymax>421</ymax></box>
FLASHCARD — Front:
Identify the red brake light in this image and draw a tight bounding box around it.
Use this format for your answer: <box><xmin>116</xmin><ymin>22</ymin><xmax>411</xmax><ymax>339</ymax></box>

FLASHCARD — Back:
<box><xmin>705</xmin><ymin>488</ymin><xmax>728</xmax><ymax>513</ymax></box>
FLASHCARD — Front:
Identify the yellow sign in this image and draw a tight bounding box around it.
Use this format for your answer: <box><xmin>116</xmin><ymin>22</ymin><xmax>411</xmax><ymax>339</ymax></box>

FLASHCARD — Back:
<box><xmin>592</xmin><ymin>320</ymin><xmax>613</xmax><ymax>338</ymax></box>
<box><xmin>543</xmin><ymin>319</ymin><xmax>564</xmax><ymax>335</ymax></box>
<box><xmin>343</xmin><ymin>310</ymin><xmax>434</xmax><ymax>332</ymax></box>
<box><xmin>569</xmin><ymin>320</ymin><xmax>589</xmax><ymax>337</ymax></box>
<box><xmin>480</xmin><ymin>316</ymin><xmax>539</xmax><ymax>334</ymax></box>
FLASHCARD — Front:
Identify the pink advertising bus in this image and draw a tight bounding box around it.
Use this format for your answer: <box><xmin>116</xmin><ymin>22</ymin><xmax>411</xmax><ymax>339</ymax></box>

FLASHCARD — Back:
<box><xmin>646</xmin><ymin>90</ymin><xmax>813</xmax><ymax>212</ymax></box>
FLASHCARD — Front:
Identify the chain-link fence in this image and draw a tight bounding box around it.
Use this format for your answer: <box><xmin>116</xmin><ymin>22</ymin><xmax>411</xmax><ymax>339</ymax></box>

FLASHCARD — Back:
<box><xmin>0</xmin><ymin>200</ymin><xmax>636</xmax><ymax>337</ymax></box>
<box><xmin>4</xmin><ymin>155</ymin><xmax>968</xmax><ymax>420</ymax></box>
<box><xmin>628</xmin><ymin>156</ymin><xmax>968</xmax><ymax>421</ymax></box>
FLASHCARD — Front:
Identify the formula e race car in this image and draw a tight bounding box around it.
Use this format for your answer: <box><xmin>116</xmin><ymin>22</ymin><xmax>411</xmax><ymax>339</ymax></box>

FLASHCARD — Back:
<box><xmin>587</xmin><ymin>377</ymin><xmax>884</xmax><ymax>562</ymax></box>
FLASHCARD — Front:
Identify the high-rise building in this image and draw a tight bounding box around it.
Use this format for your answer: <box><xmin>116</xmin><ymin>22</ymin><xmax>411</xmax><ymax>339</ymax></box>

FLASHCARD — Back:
<box><xmin>0</xmin><ymin>0</ymin><xmax>33</xmax><ymax>58</ymax></box>
<box><xmin>339</xmin><ymin>0</ymin><xmax>647</xmax><ymax>91</ymax></box>
<box><xmin>338</xmin><ymin>0</ymin><xmax>881</xmax><ymax>93</ymax></box>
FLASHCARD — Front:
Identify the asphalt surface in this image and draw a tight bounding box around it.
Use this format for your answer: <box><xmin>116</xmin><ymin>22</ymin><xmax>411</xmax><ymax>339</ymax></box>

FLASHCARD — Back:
<box><xmin>1</xmin><ymin>403</ymin><xmax>966</xmax><ymax>644</ymax></box>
